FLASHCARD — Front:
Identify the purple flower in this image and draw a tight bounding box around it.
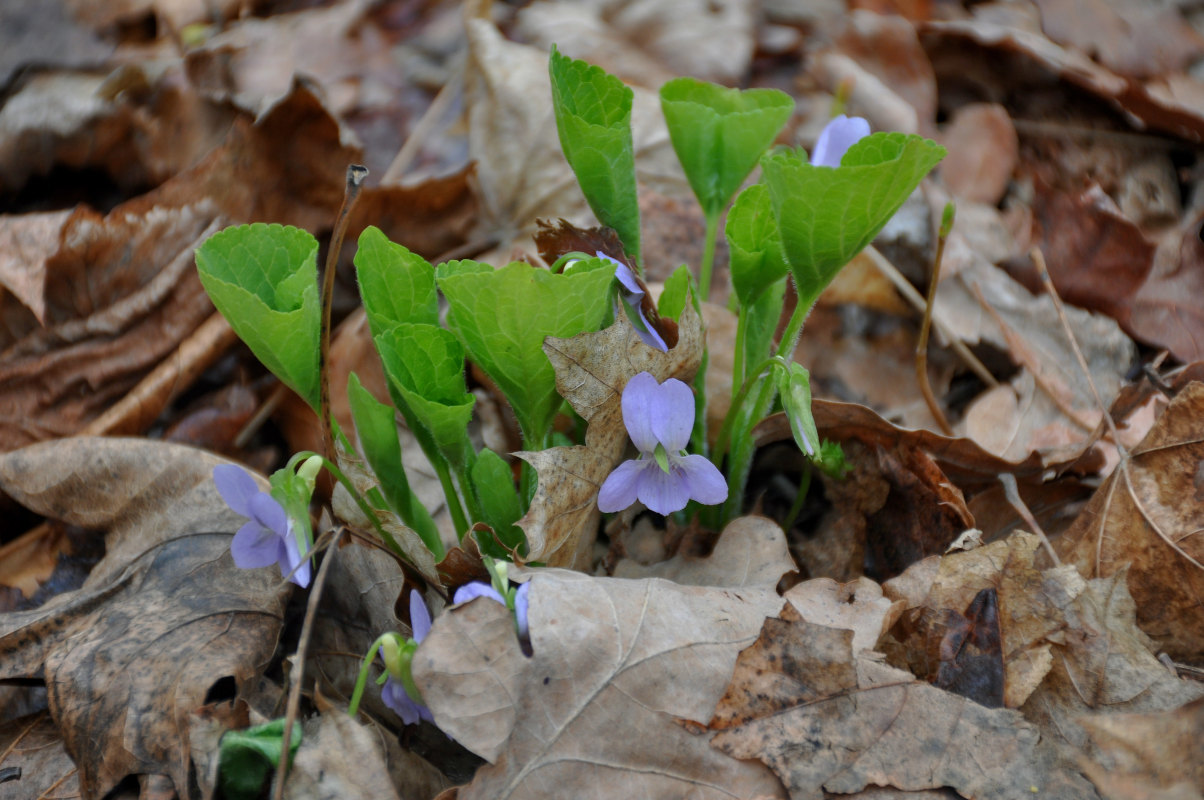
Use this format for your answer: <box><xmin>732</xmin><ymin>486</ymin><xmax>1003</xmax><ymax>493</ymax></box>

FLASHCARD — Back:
<box><xmin>380</xmin><ymin>590</ymin><xmax>434</xmax><ymax>725</ymax></box>
<box><xmin>812</xmin><ymin>115</ymin><xmax>871</xmax><ymax>168</ymax></box>
<box><xmin>598</xmin><ymin>372</ymin><xmax>727</xmax><ymax>515</ymax></box>
<box><xmin>454</xmin><ymin>581</ymin><xmax>530</xmax><ymax>640</ymax></box>
<box><xmin>213</xmin><ymin>464</ymin><xmax>310</xmax><ymax>587</ymax></box>
<box><xmin>596</xmin><ymin>251</ymin><xmax>668</xmax><ymax>352</ymax></box>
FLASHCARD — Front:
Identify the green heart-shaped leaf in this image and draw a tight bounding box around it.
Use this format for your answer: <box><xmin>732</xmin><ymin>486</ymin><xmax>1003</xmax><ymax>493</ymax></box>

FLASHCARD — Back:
<box><xmin>725</xmin><ymin>183</ymin><xmax>789</xmax><ymax>309</ymax></box>
<box><xmin>660</xmin><ymin>77</ymin><xmax>792</xmax><ymax>218</ymax></box>
<box><xmin>354</xmin><ymin>226</ymin><xmax>438</xmax><ymax>338</ymax></box>
<box><xmin>196</xmin><ymin>223</ymin><xmax>321</xmax><ymax>408</ymax></box>
<box><xmin>549</xmin><ymin>46</ymin><xmax>640</xmax><ymax>262</ymax></box>
<box><xmin>375</xmin><ymin>323</ymin><xmax>475</xmax><ymax>471</ymax></box>
<box><xmin>436</xmin><ymin>258</ymin><xmax>616</xmax><ymax>448</ymax></box>
<box><xmin>761</xmin><ymin>132</ymin><xmax>945</xmax><ymax>310</ymax></box>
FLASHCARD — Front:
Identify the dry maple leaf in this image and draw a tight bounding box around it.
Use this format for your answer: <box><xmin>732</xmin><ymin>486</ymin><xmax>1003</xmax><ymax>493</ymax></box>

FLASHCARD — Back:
<box><xmin>517</xmin><ymin>300</ymin><xmax>703</xmax><ymax>569</ymax></box>
<box><xmin>0</xmin><ymin>437</ymin><xmax>290</xmax><ymax>800</ymax></box>
<box><xmin>411</xmin><ymin>568</ymin><xmax>786</xmax><ymax>800</ymax></box>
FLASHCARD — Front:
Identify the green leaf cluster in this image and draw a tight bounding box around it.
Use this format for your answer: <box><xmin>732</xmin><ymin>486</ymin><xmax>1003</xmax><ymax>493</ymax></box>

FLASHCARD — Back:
<box><xmin>218</xmin><ymin>719</ymin><xmax>301</xmax><ymax>800</ymax></box>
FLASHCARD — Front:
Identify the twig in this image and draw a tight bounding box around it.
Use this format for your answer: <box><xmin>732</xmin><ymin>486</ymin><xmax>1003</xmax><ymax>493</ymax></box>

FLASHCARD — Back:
<box><xmin>863</xmin><ymin>245</ymin><xmax>998</xmax><ymax>389</ymax></box>
<box><xmin>381</xmin><ymin>54</ymin><xmax>465</xmax><ymax>185</ymax></box>
<box><xmin>916</xmin><ymin>202</ymin><xmax>956</xmax><ymax>436</ymax></box>
<box><xmin>998</xmin><ymin>473</ymin><xmax>1060</xmax><ymax>566</ymax></box>
<box><xmin>272</xmin><ymin>527</ymin><xmax>345</xmax><ymax>800</ymax></box>
<box><xmin>319</xmin><ymin>165</ymin><xmax>369</xmax><ymax>462</ymax></box>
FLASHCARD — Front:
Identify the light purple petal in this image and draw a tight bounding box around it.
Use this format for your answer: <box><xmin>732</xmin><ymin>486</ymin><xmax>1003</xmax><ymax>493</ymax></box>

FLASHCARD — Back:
<box><xmin>649</xmin><ymin>378</ymin><xmax>695</xmax><ymax>451</ymax></box>
<box><xmin>381</xmin><ymin>677</ymin><xmax>430</xmax><ymax>725</ymax></box>
<box><xmin>281</xmin><ymin>526</ymin><xmax>310</xmax><ymax>588</ymax></box>
<box><xmin>674</xmin><ymin>453</ymin><xmax>728</xmax><ymax>506</ymax></box>
<box><xmin>636</xmin><ymin>463</ymin><xmax>693</xmax><ymax>516</ymax></box>
<box><xmin>230</xmin><ymin>521</ymin><xmax>282</xmax><ymax>569</ymax></box>
<box><xmin>409</xmin><ymin>589</ymin><xmax>431</xmax><ymax>641</ymax></box>
<box><xmin>248</xmin><ymin>491</ymin><xmax>290</xmax><ymax>538</ymax></box>
<box><xmin>601</xmin><ymin>252</ymin><xmax>643</xmax><ymax>298</ymax></box>
<box><xmin>454</xmin><ymin>581</ymin><xmax>506</xmax><ymax>607</ymax></box>
<box><xmin>633</xmin><ymin>308</ymin><xmax>669</xmax><ymax>352</ymax></box>
<box><xmin>812</xmin><ymin>115</ymin><xmax>871</xmax><ymax>168</ymax></box>
<box><xmin>620</xmin><ymin>372</ymin><xmax>661</xmax><ymax>453</ymax></box>
<box><xmin>597</xmin><ymin>458</ymin><xmax>649</xmax><ymax>512</ymax></box>
<box><xmin>213</xmin><ymin>464</ymin><xmax>259</xmax><ymax>517</ymax></box>
<box><xmin>514</xmin><ymin>582</ymin><xmax>530</xmax><ymax>640</ymax></box>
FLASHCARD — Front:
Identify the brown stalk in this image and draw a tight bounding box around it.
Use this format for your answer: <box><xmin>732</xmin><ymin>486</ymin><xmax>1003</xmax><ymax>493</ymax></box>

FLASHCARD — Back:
<box><xmin>915</xmin><ymin>203</ymin><xmax>955</xmax><ymax>436</ymax></box>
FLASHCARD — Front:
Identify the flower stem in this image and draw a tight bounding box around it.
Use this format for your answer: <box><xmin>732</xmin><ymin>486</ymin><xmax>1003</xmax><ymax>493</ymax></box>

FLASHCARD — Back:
<box><xmin>432</xmin><ymin>456</ymin><xmax>469</xmax><ymax>539</ymax></box>
<box><xmin>698</xmin><ymin>212</ymin><xmax>719</xmax><ymax>302</ymax></box>
<box><xmin>348</xmin><ymin>634</ymin><xmax>391</xmax><ymax>717</ymax></box>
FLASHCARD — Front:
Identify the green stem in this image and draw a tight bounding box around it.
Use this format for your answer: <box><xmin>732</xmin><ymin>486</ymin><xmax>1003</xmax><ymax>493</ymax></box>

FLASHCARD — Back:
<box><xmin>432</xmin><ymin>456</ymin><xmax>469</xmax><ymax>538</ymax></box>
<box><xmin>348</xmin><ymin>634</ymin><xmax>391</xmax><ymax>717</ymax></box>
<box><xmin>714</xmin><ymin>355</ymin><xmax>788</xmax><ymax>465</ymax></box>
<box><xmin>781</xmin><ymin>465</ymin><xmax>813</xmax><ymax>534</ymax></box>
<box><xmin>698</xmin><ymin>212</ymin><xmax>719</xmax><ymax>302</ymax></box>
<box><xmin>719</xmin><ymin>284</ymin><xmax>816</xmax><ymax>526</ymax></box>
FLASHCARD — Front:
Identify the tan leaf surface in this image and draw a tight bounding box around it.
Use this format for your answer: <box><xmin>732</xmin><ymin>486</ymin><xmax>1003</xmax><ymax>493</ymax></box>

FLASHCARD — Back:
<box><xmin>283</xmin><ymin>712</ymin><xmax>402</xmax><ymax>800</ymax></box>
<box><xmin>783</xmin><ymin>577</ymin><xmax>904</xmax><ymax>656</ymax></box>
<box><xmin>0</xmin><ymin>437</ymin><xmax>290</xmax><ymax>800</ymax></box>
<box><xmin>1056</xmin><ymin>381</ymin><xmax>1204</xmax><ymax>658</ymax></box>
<box><xmin>0</xmin><ymin>713</ymin><xmax>80</xmax><ymax>800</ymax></box>
<box><xmin>1078</xmin><ymin>696</ymin><xmax>1204</xmax><ymax>800</ymax></box>
<box><xmin>613</xmin><ymin>515</ymin><xmax>795</xmax><ymax>589</ymax></box>
<box><xmin>519</xmin><ymin>300</ymin><xmax>704</xmax><ymax>568</ymax></box>
<box><xmin>709</xmin><ymin>614</ymin><xmax>1096</xmax><ymax>800</ymax></box>
<box><xmin>412</xmin><ymin>569</ymin><xmax>786</xmax><ymax>799</ymax></box>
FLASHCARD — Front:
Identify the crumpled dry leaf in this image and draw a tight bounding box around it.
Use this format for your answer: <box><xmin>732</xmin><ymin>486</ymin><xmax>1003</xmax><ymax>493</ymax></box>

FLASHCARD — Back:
<box><xmin>413</xmin><ymin>569</ymin><xmax>786</xmax><ymax>799</ymax></box>
<box><xmin>519</xmin><ymin>300</ymin><xmax>704</xmax><ymax>569</ymax></box>
<box><xmin>462</xmin><ymin>18</ymin><xmax>688</xmax><ymax>263</ymax></box>
<box><xmin>0</xmin><ymin>713</ymin><xmax>80</xmax><ymax>800</ymax></box>
<box><xmin>708</xmin><ymin>611</ymin><xmax>1096</xmax><ymax>800</ymax></box>
<box><xmin>515</xmin><ymin>0</ymin><xmax>757</xmax><ymax>88</ymax></box>
<box><xmin>1056</xmin><ymin>381</ymin><xmax>1204</xmax><ymax>660</ymax></box>
<box><xmin>613</xmin><ymin>514</ymin><xmax>795</xmax><ymax>589</ymax></box>
<box><xmin>1129</xmin><ymin>208</ymin><xmax>1204</xmax><ymax>363</ymax></box>
<box><xmin>282</xmin><ymin>711</ymin><xmax>402</xmax><ymax>800</ymax></box>
<box><xmin>1020</xmin><ymin>570</ymin><xmax>1204</xmax><ymax>767</ymax></box>
<box><xmin>783</xmin><ymin>577</ymin><xmax>903</xmax><ymax>656</ymax></box>
<box><xmin>938</xmin><ymin>103</ymin><xmax>1018</xmax><ymax>205</ymax></box>
<box><xmin>884</xmin><ymin>533</ymin><xmax>1071</xmax><ymax>709</ymax></box>
<box><xmin>0</xmin><ymin>203</ymin><xmax>220</xmax><ymax>452</ymax></box>
<box><xmin>1078</xmin><ymin>695</ymin><xmax>1204</xmax><ymax>800</ymax></box>
<box><xmin>0</xmin><ymin>437</ymin><xmax>290</xmax><ymax>800</ymax></box>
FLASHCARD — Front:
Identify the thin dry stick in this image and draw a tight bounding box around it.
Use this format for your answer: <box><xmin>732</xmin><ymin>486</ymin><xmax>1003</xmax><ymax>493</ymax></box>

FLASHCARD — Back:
<box><xmin>998</xmin><ymin>472</ymin><xmax>1061</xmax><ymax>566</ymax></box>
<box><xmin>272</xmin><ymin>527</ymin><xmax>344</xmax><ymax>800</ymax></box>
<box><xmin>319</xmin><ymin>165</ymin><xmax>369</xmax><ymax>462</ymax></box>
<box><xmin>381</xmin><ymin>54</ymin><xmax>465</xmax><ymax>185</ymax></box>
<box><xmin>916</xmin><ymin>203</ymin><xmax>956</xmax><ymax>436</ymax></box>
<box><xmin>863</xmin><ymin>245</ymin><xmax>998</xmax><ymax>389</ymax></box>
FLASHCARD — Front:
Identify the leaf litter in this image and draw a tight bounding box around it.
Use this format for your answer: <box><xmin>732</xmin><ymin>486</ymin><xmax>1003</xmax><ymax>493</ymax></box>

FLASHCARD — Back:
<box><xmin>4</xmin><ymin>1</ymin><xmax>1204</xmax><ymax>799</ymax></box>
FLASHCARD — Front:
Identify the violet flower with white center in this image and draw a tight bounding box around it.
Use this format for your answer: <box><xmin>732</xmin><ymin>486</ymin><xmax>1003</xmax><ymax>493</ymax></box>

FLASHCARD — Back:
<box><xmin>454</xmin><ymin>580</ymin><xmax>530</xmax><ymax>640</ymax></box>
<box><xmin>213</xmin><ymin>464</ymin><xmax>311</xmax><ymax>587</ymax></box>
<box><xmin>598</xmin><ymin>372</ymin><xmax>727</xmax><ymax>516</ymax></box>
<box><xmin>811</xmin><ymin>114</ymin><xmax>871</xmax><ymax>168</ymax></box>
<box><xmin>380</xmin><ymin>590</ymin><xmax>434</xmax><ymax>725</ymax></box>
<box><xmin>595</xmin><ymin>251</ymin><xmax>669</xmax><ymax>352</ymax></box>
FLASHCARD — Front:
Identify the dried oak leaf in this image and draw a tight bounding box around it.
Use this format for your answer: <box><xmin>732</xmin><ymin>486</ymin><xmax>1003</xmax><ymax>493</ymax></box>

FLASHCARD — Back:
<box><xmin>708</xmin><ymin>613</ymin><xmax>1096</xmax><ymax>800</ymax></box>
<box><xmin>1128</xmin><ymin>208</ymin><xmax>1204</xmax><ymax>363</ymax></box>
<box><xmin>412</xmin><ymin>569</ymin><xmax>786</xmax><ymax>799</ymax></box>
<box><xmin>613</xmin><ymin>514</ymin><xmax>796</xmax><ymax>589</ymax></box>
<box><xmin>0</xmin><ymin>713</ymin><xmax>80</xmax><ymax>800</ymax></box>
<box><xmin>519</xmin><ymin>300</ymin><xmax>703</xmax><ymax>569</ymax></box>
<box><xmin>0</xmin><ymin>437</ymin><xmax>290</xmax><ymax>800</ymax></box>
<box><xmin>1056</xmin><ymin>381</ymin><xmax>1204</xmax><ymax>659</ymax></box>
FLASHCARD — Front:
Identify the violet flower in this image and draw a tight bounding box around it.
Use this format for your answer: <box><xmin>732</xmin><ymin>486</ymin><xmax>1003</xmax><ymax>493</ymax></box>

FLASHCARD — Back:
<box><xmin>380</xmin><ymin>590</ymin><xmax>434</xmax><ymax>725</ymax></box>
<box><xmin>598</xmin><ymin>372</ymin><xmax>727</xmax><ymax>515</ymax></box>
<box><xmin>213</xmin><ymin>464</ymin><xmax>311</xmax><ymax>587</ymax></box>
<box><xmin>812</xmin><ymin>114</ymin><xmax>871</xmax><ymax>168</ymax></box>
<box><xmin>596</xmin><ymin>251</ymin><xmax>669</xmax><ymax>352</ymax></box>
<box><xmin>454</xmin><ymin>580</ymin><xmax>530</xmax><ymax>640</ymax></box>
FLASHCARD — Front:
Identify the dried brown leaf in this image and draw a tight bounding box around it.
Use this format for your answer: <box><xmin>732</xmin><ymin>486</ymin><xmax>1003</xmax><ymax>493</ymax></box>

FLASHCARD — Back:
<box><xmin>519</xmin><ymin>301</ymin><xmax>704</xmax><ymax>568</ymax></box>
<box><xmin>613</xmin><ymin>515</ymin><xmax>796</xmax><ymax>589</ymax></box>
<box><xmin>0</xmin><ymin>437</ymin><xmax>290</xmax><ymax>799</ymax></box>
<box><xmin>708</xmin><ymin>614</ymin><xmax>1095</xmax><ymax>799</ymax></box>
<box><xmin>1057</xmin><ymin>381</ymin><xmax>1204</xmax><ymax>659</ymax></box>
<box><xmin>1078</xmin><ymin>696</ymin><xmax>1204</xmax><ymax>800</ymax></box>
<box><xmin>413</xmin><ymin>569</ymin><xmax>786</xmax><ymax>799</ymax></box>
